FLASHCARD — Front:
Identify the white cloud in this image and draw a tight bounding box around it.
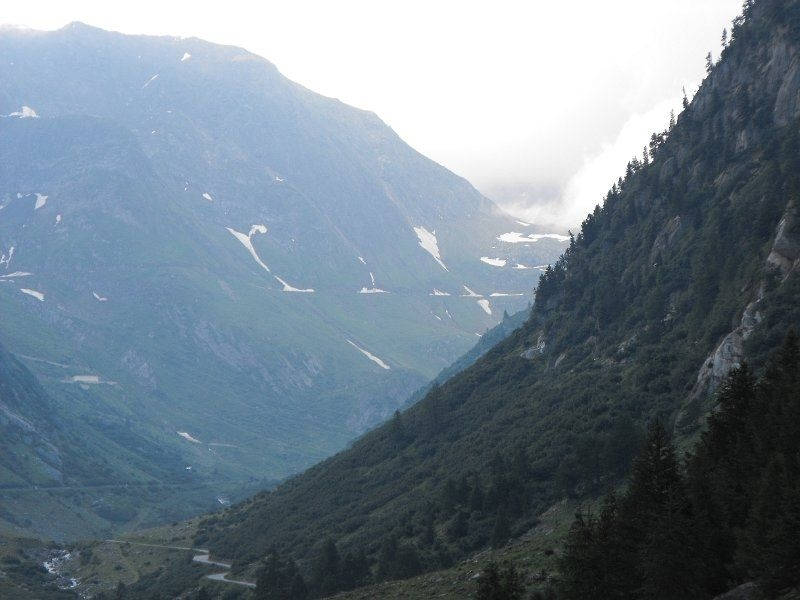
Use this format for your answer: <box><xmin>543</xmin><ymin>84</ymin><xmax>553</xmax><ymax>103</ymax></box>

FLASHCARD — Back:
<box><xmin>505</xmin><ymin>96</ymin><xmax>682</xmax><ymax>230</ymax></box>
<box><xmin>2</xmin><ymin>1</ymin><xmax>741</xmax><ymax>231</ymax></box>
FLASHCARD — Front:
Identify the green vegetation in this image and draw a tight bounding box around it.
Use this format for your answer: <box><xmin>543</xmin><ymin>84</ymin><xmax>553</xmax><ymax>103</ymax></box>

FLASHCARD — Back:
<box><xmin>0</xmin><ymin>337</ymin><xmax>266</xmax><ymax>541</ymax></box>
<box><xmin>558</xmin><ymin>332</ymin><xmax>800</xmax><ymax>598</ymax></box>
<box><xmin>0</xmin><ymin>16</ymin><xmax>562</xmax><ymax>541</ymax></box>
<box><xmin>7</xmin><ymin>0</ymin><xmax>800</xmax><ymax>598</ymax></box>
<box><xmin>0</xmin><ymin>537</ymin><xmax>77</xmax><ymax>599</ymax></box>
<box><xmin>473</xmin><ymin>561</ymin><xmax>524</xmax><ymax>600</ymax></box>
<box><xmin>154</xmin><ymin>1</ymin><xmax>800</xmax><ymax>598</ymax></box>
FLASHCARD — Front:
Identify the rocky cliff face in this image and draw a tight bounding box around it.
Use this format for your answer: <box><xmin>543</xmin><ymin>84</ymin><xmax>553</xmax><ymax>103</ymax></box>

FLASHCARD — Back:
<box><xmin>675</xmin><ymin>4</ymin><xmax>800</xmax><ymax>430</ymax></box>
<box><xmin>677</xmin><ymin>200</ymin><xmax>799</xmax><ymax>431</ymax></box>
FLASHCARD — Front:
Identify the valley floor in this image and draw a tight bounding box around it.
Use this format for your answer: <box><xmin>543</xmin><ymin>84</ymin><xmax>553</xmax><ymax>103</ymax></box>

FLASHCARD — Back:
<box><xmin>48</xmin><ymin>498</ymin><xmax>577</xmax><ymax>599</ymax></box>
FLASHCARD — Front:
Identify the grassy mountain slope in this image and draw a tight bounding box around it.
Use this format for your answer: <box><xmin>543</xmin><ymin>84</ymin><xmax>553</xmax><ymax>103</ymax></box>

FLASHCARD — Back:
<box><xmin>0</xmin><ymin>331</ymin><xmax>259</xmax><ymax>541</ymax></box>
<box><xmin>0</xmin><ymin>24</ymin><xmax>566</xmax><ymax>538</ymax></box>
<box><xmin>185</xmin><ymin>1</ymin><xmax>800</xmax><ymax>594</ymax></box>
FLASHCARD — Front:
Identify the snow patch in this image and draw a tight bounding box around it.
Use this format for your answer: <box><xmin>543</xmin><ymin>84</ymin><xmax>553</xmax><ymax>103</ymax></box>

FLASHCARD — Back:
<box><xmin>8</xmin><ymin>106</ymin><xmax>38</xmax><ymax>118</ymax></box>
<box><xmin>227</xmin><ymin>225</ymin><xmax>312</xmax><ymax>292</ymax></box>
<box><xmin>249</xmin><ymin>224</ymin><xmax>267</xmax><ymax>236</ymax></box>
<box><xmin>346</xmin><ymin>339</ymin><xmax>390</xmax><ymax>370</ymax></box>
<box><xmin>274</xmin><ymin>275</ymin><xmax>314</xmax><ymax>293</ymax></box>
<box><xmin>0</xmin><ymin>271</ymin><xmax>31</xmax><ymax>279</ymax></box>
<box><xmin>0</xmin><ymin>246</ymin><xmax>14</xmax><ymax>269</ymax></box>
<box><xmin>461</xmin><ymin>285</ymin><xmax>483</xmax><ymax>298</ymax></box>
<box><xmin>142</xmin><ymin>73</ymin><xmax>159</xmax><ymax>88</ymax></box>
<box><xmin>477</xmin><ymin>298</ymin><xmax>492</xmax><ymax>315</ymax></box>
<box><xmin>93</xmin><ymin>292</ymin><xmax>108</xmax><ymax>302</ymax></box>
<box><xmin>357</xmin><ymin>256</ymin><xmax>366</xmax><ymax>265</ymax></box>
<box><xmin>480</xmin><ymin>257</ymin><xmax>506</xmax><ymax>267</ymax></box>
<box><xmin>430</xmin><ymin>288</ymin><xmax>450</xmax><ymax>296</ymax></box>
<box><xmin>359</xmin><ymin>287</ymin><xmax>388</xmax><ymax>294</ymax></box>
<box><xmin>490</xmin><ymin>292</ymin><xmax>524</xmax><ymax>297</ymax></box>
<box><xmin>55</xmin><ymin>214</ymin><xmax>62</xmax><ymax>224</ymax></box>
<box><xmin>177</xmin><ymin>431</ymin><xmax>201</xmax><ymax>443</ymax></box>
<box><xmin>498</xmin><ymin>232</ymin><xmax>570</xmax><ymax>244</ymax></box>
<box><xmin>20</xmin><ymin>288</ymin><xmax>44</xmax><ymax>301</ymax></box>
<box><xmin>202</xmin><ymin>192</ymin><xmax>214</xmax><ymax>202</ymax></box>
<box><xmin>413</xmin><ymin>226</ymin><xmax>448</xmax><ymax>271</ymax></box>
<box><xmin>34</xmin><ymin>193</ymin><xmax>47</xmax><ymax>210</ymax></box>
<box><xmin>513</xmin><ymin>263</ymin><xmax>530</xmax><ymax>270</ymax></box>
<box><xmin>181</xmin><ymin>52</ymin><xmax>192</xmax><ymax>62</ymax></box>
<box><xmin>515</xmin><ymin>220</ymin><xmax>531</xmax><ymax>227</ymax></box>
<box><xmin>226</xmin><ymin>226</ymin><xmax>271</xmax><ymax>273</ymax></box>
<box><xmin>69</xmin><ymin>375</ymin><xmax>100</xmax><ymax>384</ymax></box>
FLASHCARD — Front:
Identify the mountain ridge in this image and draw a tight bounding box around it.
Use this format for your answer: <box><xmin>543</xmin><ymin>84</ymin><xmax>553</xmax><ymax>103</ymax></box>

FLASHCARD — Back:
<box><xmin>0</xmin><ymin>22</ymin><xmax>566</xmax><ymax>539</ymax></box>
<box><xmin>153</xmin><ymin>3</ymin><xmax>800</xmax><ymax>598</ymax></box>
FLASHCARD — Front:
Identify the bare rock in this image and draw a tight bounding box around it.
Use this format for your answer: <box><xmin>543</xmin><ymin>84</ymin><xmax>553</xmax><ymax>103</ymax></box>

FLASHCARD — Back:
<box><xmin>712</xmin><ymin>582</ymin><xmax>765</xmax><ymax>600</ymax></box>
<box><xmin>650</xmin><ymin>215</ymin><xmax>682</xmax><ymax>265</ymax></box>
<box><xmin>767</xmin><ymin>210</ymin><xmax>800</xmax><ymax>278</ymax></box>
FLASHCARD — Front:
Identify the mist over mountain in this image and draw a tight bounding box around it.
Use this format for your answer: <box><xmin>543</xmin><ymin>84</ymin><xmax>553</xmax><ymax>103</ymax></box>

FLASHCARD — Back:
<box><xmin>0</xmin><ymin>23</ymin><xmax>565</xmax><ymax>539</ymax></box>
<box><xmin>111</xmin><ymin>0</ymin><xmax>799</xmax><ymax>597</ymax></box>
<box><xmin>2</xmin><ymin>1</ymin><xmax>800</xmax><ymax>599</ymax></box>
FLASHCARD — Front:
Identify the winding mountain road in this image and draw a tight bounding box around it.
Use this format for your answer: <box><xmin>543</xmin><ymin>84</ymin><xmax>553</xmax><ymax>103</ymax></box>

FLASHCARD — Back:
<box><xmin>105</xmin><ymin>539</ymin><xmax>255</xmax><ymax>588</ymax></box>
<box><xmin>192</xmin><ymin>551</ymin><xmax>255</xmax><ymax>587</ymax></box>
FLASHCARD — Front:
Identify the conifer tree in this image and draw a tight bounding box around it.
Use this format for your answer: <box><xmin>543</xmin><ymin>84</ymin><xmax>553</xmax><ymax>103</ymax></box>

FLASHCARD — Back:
<box><xmin>638</xmin><ymin>485</ymin><xmax>703</xmax><ymax>600</ymax></box>
<box><xmin>469</xmin><ymin>480</ymin><xmax>485</xmax><ymax>513</ymax></box>
<box><xmin>376</xmin><ymin>535</ymin><xmax>398</xmax><ymax>581</ymax></box>
<box><xmin>499</xmin><ymin>561</ymin><xmax>525</xmax><ymax>600</ymax></box>
<box><xmin>475</xmin><ymin>562</ymin><xmax>502</xmax><ymax>600</ymax></box>
<box><xmin>310</xmin><ymin>538</ymin><xmax>341</xmax><ymax>597</ymax></box>
<box><xmin>255</xmin><ymin>551</ymin><xmax>308</xmax><ymax>600</ymax></box>
<box><xmin>490</xmin><ymin>509</ymin><xmax>510</xmax><ymax>548</ymax></box>
<box><xmin>557</xmin><ymin>511</ymin><xmax>602</xmax><ymax>599</ymax></box>
<box><xmin>739</xmin><ymin>453</ymin><xmax>799</xmax><ymax>593</ymax></box>
<box><xmin>626</xmin><ymin>422</ymin><xmax>683</xmax><ymax>526</ymax></box>
<box><xmin>474</xmin><ymin>561</ymin><xmax>524</xmax><ymax>600</ymax></box>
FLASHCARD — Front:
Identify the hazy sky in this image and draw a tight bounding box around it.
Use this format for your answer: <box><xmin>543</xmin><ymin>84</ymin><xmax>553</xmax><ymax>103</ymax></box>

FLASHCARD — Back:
<box><xmin>2</xmin><ymin>1</ymin><xmax>742</xmax><ymax>230</ymax></box>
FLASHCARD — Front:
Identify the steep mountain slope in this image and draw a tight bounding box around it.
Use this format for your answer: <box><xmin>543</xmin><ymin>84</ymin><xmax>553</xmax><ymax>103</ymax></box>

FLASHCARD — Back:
<box><xmin>0</xmin><ymin>25</ymin><xmax>565</xmax><ymax>536</ymax></box>
<box><xmin>177</xmin><ymin>1</ymin><xmax>800</xmax><ymax>596</ymax></box>
<box><xmin>0</xmin><ymin>340</ymin><xmax>71</xmax><ymax>489</ymax></box>
<box><xmin>399</xmin><ymin>305</ymin><xmax>531</xmax><ymax>411</ymax></box>
<box><xmin>0</xmin><ymin>335</ymin><xmax>252</xmax><ymax>541</ymax></box>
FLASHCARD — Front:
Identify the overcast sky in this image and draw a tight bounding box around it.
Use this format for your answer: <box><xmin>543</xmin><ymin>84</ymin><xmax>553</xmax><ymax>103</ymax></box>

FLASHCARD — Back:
<box><xmin>2</xmin><ymin>0</ymin><xmax>743</xmax><ymax>230</ymax></box>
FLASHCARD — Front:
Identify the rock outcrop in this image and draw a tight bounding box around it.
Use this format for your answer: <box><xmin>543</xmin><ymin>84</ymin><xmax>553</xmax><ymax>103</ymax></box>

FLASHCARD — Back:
<box><xmin>712</xmin><ymin>582</ymin><xmax>765</xmax><ymax>600</ymax></box>
<box><xmin>677</xmin><ymin>200</ymin><xmax>798</xmax><ymax>432</ymax></box>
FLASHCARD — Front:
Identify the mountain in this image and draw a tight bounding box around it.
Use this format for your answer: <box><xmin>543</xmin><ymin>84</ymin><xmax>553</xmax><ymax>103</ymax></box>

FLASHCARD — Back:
<box><xmin>0</xmin><ymin>340</ymin><xmax>69</xmax><ymax>489</ymax></box>
<box><xmin>128</xmin><ymin>1</ymin><xmax>799</xmax><ymax>596</ymax></box>
<box><xmin>0</xmin><ymin>25</ymin><xmax>566</xmax><ymax>537</ymax></box>
<box><xmin>0</xmin><ymin>336</ymin><xmax>251</xmax><ymax>541</ymax></box>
